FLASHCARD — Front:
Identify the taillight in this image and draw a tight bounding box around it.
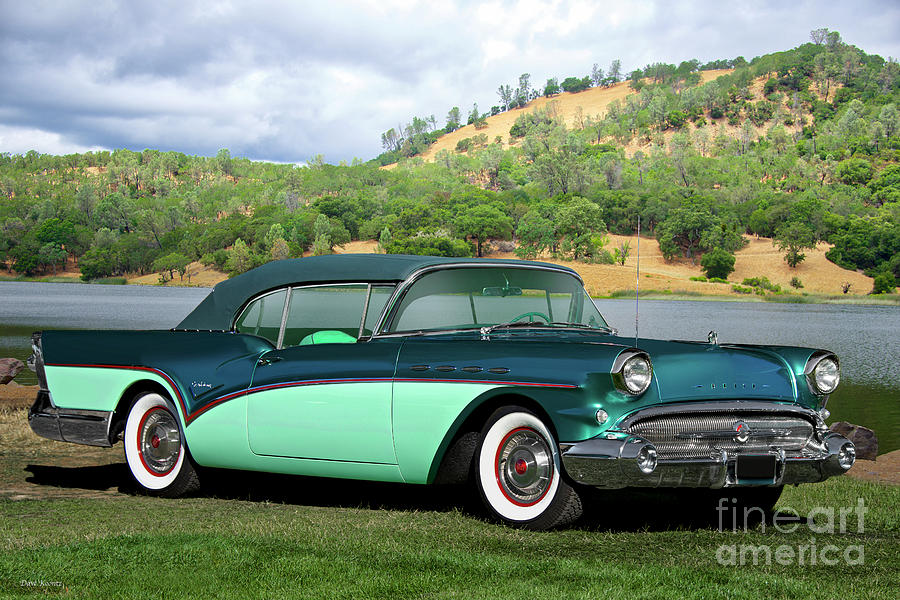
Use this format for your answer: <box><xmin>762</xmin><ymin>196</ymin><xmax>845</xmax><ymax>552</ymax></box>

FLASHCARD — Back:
<box><xmin>27</xmin><ymin>331</ymin><xmax>49</xmax><ymax>391</ymax></box>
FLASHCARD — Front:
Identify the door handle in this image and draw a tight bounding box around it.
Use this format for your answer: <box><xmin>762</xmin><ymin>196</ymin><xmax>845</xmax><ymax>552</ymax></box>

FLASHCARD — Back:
<box><xmin>257</xmin><ymin>356</ymin><xmax>283</xmax><ymax>367</ymax></box>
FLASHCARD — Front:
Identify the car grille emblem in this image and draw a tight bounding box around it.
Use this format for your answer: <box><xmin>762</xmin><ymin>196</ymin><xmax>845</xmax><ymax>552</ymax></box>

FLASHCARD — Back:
<box><xmin>734</xmin><ymin>421</ymin><xmax>751</xmax><ymax>444</ymax></box>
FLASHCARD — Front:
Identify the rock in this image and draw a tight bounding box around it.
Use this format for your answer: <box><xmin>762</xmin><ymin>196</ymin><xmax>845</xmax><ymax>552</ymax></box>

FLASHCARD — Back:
<box><xmin>830</xmin><ymin>421</ymin><xmax>879</xmax><ymax>461</ymax></box>
<box><xmin>0</xmin><ymin>358</ymin><xmax>25</xmax><ymax>385</ymax></box>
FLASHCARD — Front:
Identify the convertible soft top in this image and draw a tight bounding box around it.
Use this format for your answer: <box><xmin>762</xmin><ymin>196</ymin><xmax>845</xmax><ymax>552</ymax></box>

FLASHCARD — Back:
<box><xmin>176</xmin><ymin>254</ymin><xmax>576</xmax><ymax>331</ymax></box>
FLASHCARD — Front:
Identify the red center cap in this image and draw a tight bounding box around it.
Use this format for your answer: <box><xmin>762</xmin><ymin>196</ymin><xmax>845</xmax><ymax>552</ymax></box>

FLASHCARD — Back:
<box><xmin>151</xmin><ymin>434</ymin><xmax>160</xmax><ymax>449</ymax></box>
<box><xmin>514</xmin><ymin>458</ymin><xmax>528</xmax><ymax>475</ymax></box>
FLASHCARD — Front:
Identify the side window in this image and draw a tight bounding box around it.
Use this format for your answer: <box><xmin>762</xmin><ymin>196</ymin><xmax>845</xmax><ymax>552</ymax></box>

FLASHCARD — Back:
<box><xmin>363</xmin><ymin>286</ymin><xmax>395</xmax><ymax>336</ymax></box>
<box><xmin>282</xmin><ymin>285</ymin><xmax>369</xmax><ymax>347</ymax></box>
<box><xmin>234</xmin><ymin>289</ymin><xmax>287</xmax><ymax>345</ymax></box>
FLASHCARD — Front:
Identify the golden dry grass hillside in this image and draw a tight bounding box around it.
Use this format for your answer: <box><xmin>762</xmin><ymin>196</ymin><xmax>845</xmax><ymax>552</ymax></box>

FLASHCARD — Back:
<box><xmin>406</xmin><ymin>70</ymin><xmax>732</xmax><ymax>164</ymax></box>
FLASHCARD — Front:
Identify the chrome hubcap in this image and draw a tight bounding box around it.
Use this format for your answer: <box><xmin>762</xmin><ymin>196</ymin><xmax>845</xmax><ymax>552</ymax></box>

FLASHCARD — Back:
<box><xmin>497</xmin><ymin>428</ymin><xmax>552</xmax><ymax>505</ymax></box>
<box><xmin>140</xmin><ymin>408</ymin><xmax>180</xmax><ymax>474</ymax></box>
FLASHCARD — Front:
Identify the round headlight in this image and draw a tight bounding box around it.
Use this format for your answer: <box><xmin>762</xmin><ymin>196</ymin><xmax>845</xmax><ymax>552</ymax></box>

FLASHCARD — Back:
<box><xmin>813</xmin><ymin>357</ymin><xmax>840</xmax><ymax>394</ymax></box>
<box><xmin>622</xmin><ymin>355</ymin><xmax>652</xmax><ymax>394</ymax></box>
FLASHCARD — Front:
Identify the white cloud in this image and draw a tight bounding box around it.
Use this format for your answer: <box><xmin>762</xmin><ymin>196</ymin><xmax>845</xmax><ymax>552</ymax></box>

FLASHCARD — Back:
<box><xmin>0</xmin><ymin>0</ymin><xmax>898</xmax><ymax>162</ymax></box>
<box><xmin>0</xmin><ymin>125</ymin><xmax>104</xmax><ymax>156</ymax></box>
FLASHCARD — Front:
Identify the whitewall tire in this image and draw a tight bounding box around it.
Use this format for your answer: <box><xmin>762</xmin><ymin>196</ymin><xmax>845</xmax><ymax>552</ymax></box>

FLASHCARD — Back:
<box><xmin>123</xmin><ymin>392</ymin><xmax>199</xmax><ymax>497</ymax></box>
<box><xmin>474</xmin><ymin>407</ymin><xmax>583</xmax><ymax>529</ymax></box>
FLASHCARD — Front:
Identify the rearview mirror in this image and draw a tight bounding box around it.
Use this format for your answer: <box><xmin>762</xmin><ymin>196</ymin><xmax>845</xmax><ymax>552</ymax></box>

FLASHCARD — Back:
<box><xmin>482</xmin><ymin>286</ymin><xmax>523</xmax><ymax>297</ymax></box>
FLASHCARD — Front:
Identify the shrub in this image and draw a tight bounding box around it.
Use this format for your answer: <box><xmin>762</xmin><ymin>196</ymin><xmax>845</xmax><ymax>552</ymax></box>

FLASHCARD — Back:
<box><xmin>385</xmin><ymin>236</ymin><xmax>473</xmax><ymax>257</ymax></box>
<box><xmin>872</xmin><ymin>272</ymin><xmax>897</xmax><ymax>294</ymax></box>
<box><xmin>709</xmin><ymin>277</ymin><xmax>729</xmax><ymax>284</ymax></box>
<box><xmin>456</xmin><ymin>138</ymin><xmax>472</xmax><ymax>152</ymax></box>
<box><xmin>689</xmin><ymin>276</ymin><xmax>707</xmax><ymax>282</ymax></box>
<box><xmin>742</xmin><ymin>276</ymin><xmax>781</xmax><ymax>293</ymax></box>
<box><xmin>731</xmin><ymin>285</ymin><xmax>753</xmax><ymax>294</ymax></box>
<box><xmin>700</xmin><ymin>248</ymin><xmax>736</xmax><ymax>279</ymax></box>
<box><xmin>509</xmin><ymin>123</ymin><xmax>527</xmax><ymax>138</ymax></box>
<box><xmin>587</xmin><ymin>249</ymin><xmax>616</xmax><ymax>265</ymax></box>
<box><xmin>790</xmin><ymin>276</ymin><xmax>804</xmax><ymax>289</ymax></box>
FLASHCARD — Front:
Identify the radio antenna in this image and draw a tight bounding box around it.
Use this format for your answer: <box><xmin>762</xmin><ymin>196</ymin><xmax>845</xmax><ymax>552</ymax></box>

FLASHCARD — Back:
<box><xmin>635</xmin><ymin>214</ymin><xmax>640</xmax><ymax>346</ymax></box>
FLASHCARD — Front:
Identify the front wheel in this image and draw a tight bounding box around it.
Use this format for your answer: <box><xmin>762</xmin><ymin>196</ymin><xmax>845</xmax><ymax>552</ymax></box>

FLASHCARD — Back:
<box><xmin>123</xmin><ymin>392</ymin><xmax>200</xmax><ymax>497</ymax></box>
<box><xmin>474</xmin><ymin>407</ymin><xmax>583</xmax><ymax>529</ymax></box>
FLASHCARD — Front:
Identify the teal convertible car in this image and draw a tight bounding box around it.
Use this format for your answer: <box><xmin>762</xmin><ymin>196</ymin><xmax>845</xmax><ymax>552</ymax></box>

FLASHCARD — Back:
<box><xmin>28</xmin><ymin>255</ymin><xmax>855</xmax><ymax>528</ymax></box>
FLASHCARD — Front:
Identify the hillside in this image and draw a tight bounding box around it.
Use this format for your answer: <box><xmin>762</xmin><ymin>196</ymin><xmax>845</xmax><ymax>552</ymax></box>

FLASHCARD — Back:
<box><xmin>1</xmin><ymin>31</ymin><xmax>897</xmax><ymax>300</ymax></box>
<box><xmin>413</xmin><ymin>70</ymin><xmax>733</xmax><ymax>163</ymax></box>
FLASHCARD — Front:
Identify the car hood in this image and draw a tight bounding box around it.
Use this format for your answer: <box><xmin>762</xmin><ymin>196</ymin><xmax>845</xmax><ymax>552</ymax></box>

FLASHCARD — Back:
<box><xmin>617</xmin><ymin>337</ymin><xmax>800</xmax><ymax>403</ymax></box>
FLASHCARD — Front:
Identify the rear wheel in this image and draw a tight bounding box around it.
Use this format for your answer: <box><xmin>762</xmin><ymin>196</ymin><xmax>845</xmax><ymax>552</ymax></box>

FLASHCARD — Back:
<box><xmin>123</xmin><ymin>392</ymin><xmax>200</xmax><ymax>497</ymax></box>
<box><xmin>473</xmin><ymin>406</ymin><xmax>583</xmax><ymax>529</ymax></box>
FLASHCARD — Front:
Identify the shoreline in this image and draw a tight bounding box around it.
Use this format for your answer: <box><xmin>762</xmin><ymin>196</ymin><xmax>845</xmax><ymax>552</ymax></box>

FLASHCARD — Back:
<box><xmin>3</xmin><ymin>277</ymin><xmax>897</xmax><ymax>306</ymax></box>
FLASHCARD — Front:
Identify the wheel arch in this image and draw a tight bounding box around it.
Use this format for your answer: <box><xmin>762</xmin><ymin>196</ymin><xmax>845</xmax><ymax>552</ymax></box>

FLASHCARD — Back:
<box><xmin>427</xmin><ymin>390</ymin><xmax>559</xmax><ymax>485</ymax></box>
<box><xmin>110</xmin><ymin>379</ymin><xmax>184</xmax><ymax>444</ymax></box>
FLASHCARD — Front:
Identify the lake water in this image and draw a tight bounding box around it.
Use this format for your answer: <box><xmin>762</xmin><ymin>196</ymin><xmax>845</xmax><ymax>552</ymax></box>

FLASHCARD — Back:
<box><xmin>2</xmin><ymin>282</ymin><xmax>897</xmax><ymax>453</ymax></box>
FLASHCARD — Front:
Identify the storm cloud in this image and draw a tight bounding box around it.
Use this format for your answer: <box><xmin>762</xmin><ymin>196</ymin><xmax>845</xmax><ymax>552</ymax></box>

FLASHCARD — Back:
<box><xmin>1</xmin><ymin>0</ymin><xmax>898</xmax><ymax>162</ymax></box>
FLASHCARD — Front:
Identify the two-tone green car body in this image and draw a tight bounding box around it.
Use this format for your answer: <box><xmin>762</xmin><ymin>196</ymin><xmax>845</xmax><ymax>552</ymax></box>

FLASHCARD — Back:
<box><xmin>28</xmin><ymin>254</ymin><xmax>855</xmax><ymax>528</ymax></box>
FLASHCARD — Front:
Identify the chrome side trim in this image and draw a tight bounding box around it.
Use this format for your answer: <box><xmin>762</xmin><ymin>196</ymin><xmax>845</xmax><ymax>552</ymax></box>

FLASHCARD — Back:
<box><xmin>28</xmin><ymin>391</ymin><xmax>114</xmax><ymax>447</ymax></box>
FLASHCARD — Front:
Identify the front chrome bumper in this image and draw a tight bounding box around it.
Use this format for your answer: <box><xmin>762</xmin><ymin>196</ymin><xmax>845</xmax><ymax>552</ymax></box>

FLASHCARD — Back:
<box><xmin>561</xmin><ymin>432</ymin><xmax>855</xmax><ymax>489</ymax></box>
<box><xmin>28</xmin><ymin>390</ymin><xmax>114</xmax><ymax>448</ymax></box>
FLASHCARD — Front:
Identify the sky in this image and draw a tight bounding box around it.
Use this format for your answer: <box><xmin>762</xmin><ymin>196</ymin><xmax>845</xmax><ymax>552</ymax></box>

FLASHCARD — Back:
<box><xmin>1</xmin><ymin>0</ymin><xmax>898</xmax><ymax>164</ymax></box>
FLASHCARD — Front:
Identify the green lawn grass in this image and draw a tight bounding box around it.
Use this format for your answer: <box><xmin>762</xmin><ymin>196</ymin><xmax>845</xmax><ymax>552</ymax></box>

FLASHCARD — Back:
<box><xmin>0</xmin><ymin>476</ymin><xmax>897</xmax><ymax>599</ymax></box>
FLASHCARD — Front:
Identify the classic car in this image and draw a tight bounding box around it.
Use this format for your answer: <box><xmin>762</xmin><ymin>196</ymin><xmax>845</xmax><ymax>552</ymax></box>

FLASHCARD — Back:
<box><xmin>27</xmin><ymin>254</ymin><xmax>855</xmax><ymax>529</ymax></box>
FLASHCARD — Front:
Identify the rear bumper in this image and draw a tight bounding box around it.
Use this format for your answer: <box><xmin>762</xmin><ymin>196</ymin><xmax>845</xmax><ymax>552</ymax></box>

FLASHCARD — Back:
<box><xmin>28</xmin><ymin>390</ymin><xmax>114</xmax><ymax>448</ymax></box>
<box><xmin>560</xmin><ymin>432</ymin><xmax>855</xmax><ymax>489</ymax></box>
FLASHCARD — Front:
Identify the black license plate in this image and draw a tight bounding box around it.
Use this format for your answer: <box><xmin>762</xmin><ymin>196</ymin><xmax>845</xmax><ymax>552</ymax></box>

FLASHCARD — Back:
<box><xmin>735</xmin><ymin>454</ymin><xmax>777</xmax><ymax>483</ymax></box>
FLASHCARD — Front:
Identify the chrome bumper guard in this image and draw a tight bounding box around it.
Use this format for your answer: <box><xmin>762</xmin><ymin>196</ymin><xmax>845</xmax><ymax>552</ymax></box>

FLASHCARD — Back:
<box><xmin>561</xmin><ymin>432</ymin><xmax>855</xmax><ymax>489</ymax></box>
<box><xmin>28</xmin><ymin>390</ymin><xmax>114</xmax><ymax>448</ymax></box>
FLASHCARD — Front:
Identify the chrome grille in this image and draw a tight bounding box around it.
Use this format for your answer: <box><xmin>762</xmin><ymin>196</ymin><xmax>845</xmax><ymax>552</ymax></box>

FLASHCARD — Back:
<box><xmin>627</xmin><ymin>413</ymin><xmax>814</xmax><ymax>459</ymax></box>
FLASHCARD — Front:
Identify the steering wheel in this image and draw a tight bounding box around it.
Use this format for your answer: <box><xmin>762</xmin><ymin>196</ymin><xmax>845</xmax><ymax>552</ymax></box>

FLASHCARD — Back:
<box><xmin>509</xmin><ymin>311</ymin><xmax>551</xmax><ymax>324</ymax></box>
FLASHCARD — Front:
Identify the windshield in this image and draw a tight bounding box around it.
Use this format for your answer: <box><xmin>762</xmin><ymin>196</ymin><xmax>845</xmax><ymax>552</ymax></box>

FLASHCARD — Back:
<box><xmin>384</xmin><ymin>267</ymin><xmax>609</xmax><ymax>333</ymax></box>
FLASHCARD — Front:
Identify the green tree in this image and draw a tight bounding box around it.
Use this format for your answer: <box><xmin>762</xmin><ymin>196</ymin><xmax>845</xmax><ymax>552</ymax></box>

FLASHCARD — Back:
<box><xmin>445</xmin><ymin>107</ymin><xmax>462</xmax><ymax>132</ymax></box>
<box><xmin>153</xmin><ymin>252</ymin><xmax>191</xmax><ymax>283</ymax></box>
<box><xmin>607</xmin><ymin>59</ymin><xmax>622</xmax><ymax>83</ymax></box>
<box><xmin>312</xmin><ymin>214</ymin><xmax>332</xmax><ymax>256</ymax></box>
<box><xmin>264</xmin><ymin>223</ymin><xmax>286</xmax><ymax>250</ymax></box>
<box><xmin>270</xmin><ymin>238</ymin><xmax>290</xmax><ymax>261</ymax></box>
<box><xmin>835</xmin><ymin>158</ymin><xmax>873</xmax><ymax>186</ymax></box>
<box><xmin>775</xmin><ymin>222</ymin><xmax>817</xmax><ymax>268</ymax></box>
<box><xmin>454</xmin><ymin>205</ymin><xmax>513</xmax><ymax>257</ymax></box>
<box><xmin>225</xmin><ymin>239</ymin><xmax>254</xmax><ymax>275</ymax></box>
<box><xmin>34</xmin><ymin>218</ymin><xmax>76</xmax><ymax>248</ymax></box>
<box><xmin>39</xmin><ymin>242</ymin><xmax>67</xmax><ymax>275</ymax></box>
<box><xmin>656</xmin><ymin>207</ymin><xmax>718</xmax><ymax>261</ymax></box>
<box><xmin>514</xmin><ymin>211</ymin><xmax>555</xmax><ymax>260</ymax></box>
<box><xmin>872</xmin><ymin>272</ymin><xmax>896</xmax><ymax>294</ymax></box>
<box><xmin>556</xmin><ymin>197</ymin><xmax>606</xmax><ymax>261</ymax></box>
<box><xmin>700</xmin><ymin>248</ymin><xmax>736</xmax><ymax>279</ymax></box>
<box><xmin>614</xmin><ymin>240</ymin><xmax>630</xmax><ymax>266</ymax></box>
<box><xmin>377</xmin><ymin>227</ymin><xmax>392</xmax><ymax>253</ymax></box>
<box><xmin>543</xmin><ymin>78</ymin><xmax>560</xmax><ymax>97</ymax></box>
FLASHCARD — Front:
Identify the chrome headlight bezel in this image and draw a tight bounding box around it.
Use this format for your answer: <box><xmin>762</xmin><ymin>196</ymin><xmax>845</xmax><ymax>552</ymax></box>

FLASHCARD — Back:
<box><xmin>804</xmin><ymin>351</ymin><xmax>840</xmax><ymax>398</ymax></box>
<box><xmin>611</xmin><ymin>350</ymin><xmax>653</xmax><ymax>396</ymax></box>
